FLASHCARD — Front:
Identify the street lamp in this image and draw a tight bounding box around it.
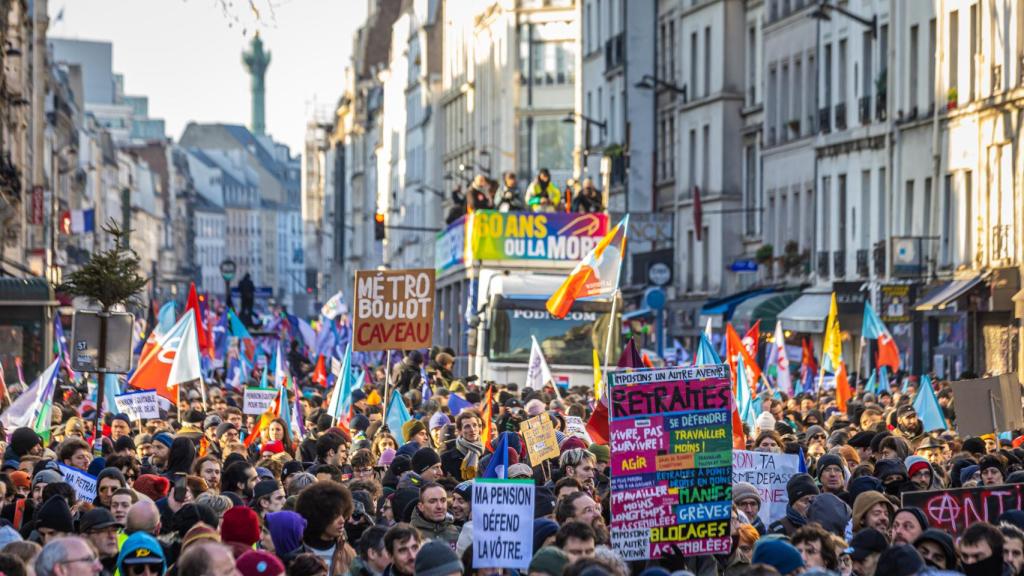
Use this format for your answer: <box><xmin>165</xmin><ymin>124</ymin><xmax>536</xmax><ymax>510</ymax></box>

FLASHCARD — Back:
<box><xmin>220</xmin><ymin>259</ymin><xmax>237</xmax><ymax>311</ymax></box>
<box><xmin>808</xmin><ymin>1</ymin><xmax>877</xmax><ymax>38</ymax></box>
<box><xmin>634</xmin><ymin>74</ymin><xmax>688</xmax><ymax>100</ymax></box>
<box><xmin>564</xmin><ymin>112</ymin><xmax>609</xmax><ymax>178</ymax></box>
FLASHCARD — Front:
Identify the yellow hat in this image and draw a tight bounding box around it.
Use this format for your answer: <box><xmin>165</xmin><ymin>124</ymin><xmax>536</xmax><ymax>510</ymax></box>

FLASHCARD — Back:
<box><xmin>366</xmin><ymin>389</ymin><xmax>382</xmax><ymax>406</ymax></box>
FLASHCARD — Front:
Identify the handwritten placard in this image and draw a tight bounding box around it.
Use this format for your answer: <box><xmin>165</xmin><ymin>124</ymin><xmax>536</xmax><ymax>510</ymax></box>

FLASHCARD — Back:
<box><xmin>472</xmin><ymin>479</ymin><xmax>535</xmax><ymax>569</ymax></box>
<box><xmin>902</xmin><ymin>483</ymin><xmax>1024</xmax><ymax>536</ymax></box>
<box><xmin>113</xmin><ymin>390</ymin><xmax>159</xmax><ymax>420</ymax></box>
<box><xmin>59</xmin><ymin>464</ymin><xmax>97</xmax><ymax>503</ymax></box>
<box><xmin>608</xmin><ymin>364</ymin><xmax>733</xmax><ymax>561</ymax></box>
<box><xmin>353</xmin><ymin>268</ymin><xmax>435</xmax><ymax>351</ymax></box>
<box><xmin>732</xmin><ymin>450</ymin><xmax>802</xmax><ymax>527</ymax></box>
<box><xmin>520</xmin><ymin>415</ymin><xmax>560</xmax><ymax>467</ymax></box>
<box><xmin>243</xmin><ymin>387</ymin><xmax>279</xmax><ymax>416</ymax></box>
<box><xmin>564</xmin><ymin>416</ymin><xmax>593</xmax><ymax>444</ymax></box>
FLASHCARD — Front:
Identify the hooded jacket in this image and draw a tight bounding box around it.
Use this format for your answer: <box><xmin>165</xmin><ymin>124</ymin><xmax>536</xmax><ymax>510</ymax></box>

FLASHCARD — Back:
<box><xmin>852</xmin><ymin>490</ymin><xmax>895</xmax><ymax>531</ymax></box>
<box><xmin>806</xmin><ymin>493</ymin><xmax>852</xmax><ymax>535</ymax></box>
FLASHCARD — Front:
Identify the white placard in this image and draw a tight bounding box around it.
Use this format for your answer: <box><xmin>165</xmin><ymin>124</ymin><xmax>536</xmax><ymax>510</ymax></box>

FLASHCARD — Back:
<box><xmin>472</xmin><ymin>479</ymin><xmax>534</xmax><ymax>569</ymax></box>
<box><xmin>114</xmin><ymin>390</ymin><xmax>160</xmax><ymax>420</ymax></box>
<box><xmin>243</xmin><ymin>387</ymin><xmax>279</xmax><ymax>416</ymax></box>
<box><xmin>732</xmin><ymin>450</ymin><xmax>802</xmax><ymax>527</ymax></box>
<box><xmin>58</xmin><ymin>464</ymin><xmax>97</xmax><ymax>503</ymax></box>
<box><xmin>565</xmin><ymin>416</ymin><xmax>593</xmax><ymax>444</ymax></box>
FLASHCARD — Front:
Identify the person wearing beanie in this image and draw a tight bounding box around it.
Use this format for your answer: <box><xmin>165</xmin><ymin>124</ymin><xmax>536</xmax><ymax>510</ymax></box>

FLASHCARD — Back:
<box><xmin>428</xmin><ymin>412</ymin><xmax>450</xmax><ymax>440</ymax></box>
<box><xmin>755</xmin><ymin>411</ymin><xmax>777</xmax><ymax>435</ymax></box>
<box><xmin>414</xmin><ymin>540</ymin><xmax>463</xmax><ymax>576</ymax></box>
<box><xmin>250</xmin><ymin>479</ymin><xmax>286</xmax><ymax>518</ymax></box>
<box><xmin>134</xmin><ymin>474</ymin><xmax>171</xmax><ymax>501</ymax></box>
<box><xmin>9</xmin><ymin>470</ymin><xmax>29</xmax><ymax>497</ymax></box>
<box><xmin>979</xmin><ymin>454</ymin><xmax>1007</xmax><ymax>486</ymax></box>
<box><xmin>6</xmin><ymin>427</ymin><xmax>41</xmax><ymax>461</ymax></box>
<box><xmin>806</xmin><ymin>493</ymin><xmax>852</xmax><ymax>536</ymax></box>
<box><xmin>525</xmin><ymin>398</ymin><xmax>546</xmax><ymax>417</ymax></box>
<box><xmin>960</xmin><ymin>464</ymin><xmax>982</xmax><ymax>486</ymax></box>
<box><xmin>34</xmin><ymin>495</ymin><xmax>74</xmax><ymax>544</ymax></box>
<box><xmin>264</xmin><ymin>511</ymin><xmax>308</xmax><ymax>563</ymax></box>
<box><xmin>181</xmin><ymin>522</ymin><xmax>222</xmax><ymax>552</ymax></box>
<box><xmin>769</xmin><ymin>473</ymin><xmax>819</xmax><ymax>537</ymax></box>
<box><xmin>149</xmin><ymin>432</ymin><xmax>174</xmax><ymax>470</ymax></box>
<box><xmin>117</xmin><ymin>532</ymin><xmax>167</xmax><ymax>576</ymax></box>
<box><xmin>837</xmin><ymin>444</ymin><xmax>861</xmax><ymax>469</ymax></box>
<box><xmin>236</xmin><ymin>549</ymin><xmax>286</xmax><ymax>576</ymax></box>
<box><xmin>529</xmin><ymin>546</ymin><xmax>570</xmax><ymax>576</ymax></box>
<box><xmin>411</xmin><ymin>447</ymin><xmax>443</xmax><ymax>481</ymax></box>
<box><xmin>852</xmin><ymin>490</ymin><xmax>895</xmax><ymax>533</ymax></box>
<box><xmin>905</xmin><ymin>456</ymin><xmax>937</xmax><ymax>491</ymax></box>
<box><xmin>402</xmin><ymin>420</ymin><xmax>429</xmax><ymax>447</ymax></box>
<box><xmin>751</xmin><ymin>539</ymin><xmax>805</xmax><ymax>576</ymax></box>
<box><xmin>815</xmin><ymin>453</ymin><xmax>848</xmax><ymax>495</ymax></box>
<box><xmin>891</xmin><ymin>506</ymin><xmax>928</xmax><ymax>546</ymax></box>
<box><xmin>534</xmin><ymin>485</ymin><xmax>557</xmax><ymax>519</ymax></box>
<box><xmin>732</xmin><ymin>482</ymin><xmax>765</xmax><ymax>533</ymax></box>
<box><xmin>0</xmin><ymin>525</ymin><xmax>20</xmax><ymax>550</ymax></box>
<box><xmin>847</xmin><ymin>528</ymin><xmax>889</xmax><ymax>576</ymax></box>
<box><xmin>221</xmin><ymin>505</ymin><xmax>261</xmax><ymax>558</ymax></box>
<box><xmin>876</xmin><ymin>544</ymin><xmax>926</xmax><ymax>576</ymax></box>
<box><xmin>914</xmin><ymin>528</ymin><xmax>957</xmax><ymax>571</ymax></box>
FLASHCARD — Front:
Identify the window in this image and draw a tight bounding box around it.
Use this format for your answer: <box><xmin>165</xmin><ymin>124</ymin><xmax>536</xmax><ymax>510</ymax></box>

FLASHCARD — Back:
<box><xmin>824</xmin><ymin>43</ymin><xmax>833</xmax><ymax>108</ymax></box>
<box><xmin>701</xmin><ymin>226</ymin><xmax>709</xmax><ymax>291</ymax></box>
<box><xmin>688</xmin><ymin>128</ymin><xmax>697</xmax><ymax>196</ymax></box>
<box><xmin>862</xmin><ymin>31</ymin><xmax>873</xmax><ymax>104</ymax></box>
<box><xmin>909</xmin><ymin>25</ymin><xmax>919</xmax><ymax>111</ymax></box>
<box><xmin>861</xmin><ymin>170</ymin><xmax>871</xmax><ymax>248</ymax></box>
<box><xmin>768</xmin><ymin>195</ymin><xmax>776</xmax><ymax>249</ymax></box>
<box><xmin>949</xmin><ymin>11</ymin><xmax>959</xmax><ymax>98</ymax></box>
<box><xmin>838</xmin><ymin>174</ymin><xmax>847</xmax><ymax>255</ymax></box>
<box><xmin>585</xmin><ymin>2</ymin><xmax>592</xmax><ymax>53</ymax></box>
<box><xmin>838</xmin><ymin>39</ymin><xmax>848</xmax><ymax>106</ymax></box>
<box><xmin>781</xmin><ymin>63</ymin><xmax>790</xmax><ymax>139</ymax></box>
<box><xmin>780</xmin><ymin>192</ymin><xmax>789</xmax><ymax>245</ymax></box>
<box><xmin>686</xmin><ymin>230</ymin><xmax>694</xmax><ymax>291</ymax></box>
<box><xmin>905</xmin><ymin>180</ymin><xmax>915</xmax><ymax>235</ymax></box>
<box><xmin>691</xmin><ymin>32</ymin><xmax>698</xmax><ymax>98</ymax></box>
<box><xmin>923</xmin><ymin>177</ymin><xmax>933</xmax><ymax>238</ymax></box>
<box><xmin>704</xmin><ymin>26</ymin><xmax>712</xmax><ymax>97</ymax></box>
<box><xmin>668</xmin><ymin>19</ymin><xmax>676</xmax><ymax>82</ymax></box>
<box><xmin>608</xmin><ymin>93</ymin><xmax>615</xmax><ymax>143</ymax></box>
<box><xmin>928</xmin><ymin>18</ymin><xmax>936</xmax><ymax>110</ymax></box>
<box><xmin>794</xmin><ymin>58</ymin><xmax>803</xmax><ymax>134</ymax></box>
<box><xmin>821</xmin><ymin>176</ymin><xmax>831</xmax><ymax>253</ymax></box>
<box><xmin>768</xmin><ymin>65</ymin><xmax>778</xmax><ymax>143</ymax></box>
<box><xmin>941</xmin><ymin>174</ymin><xmax>954</xmax><ymax>266</ymax></box>
<box><xmin>667</xmin><ymin>116</ymin><xmax>675</xmax><ymax>179</ymax></box>
<box><xmin>659</xmin><ymin>21</ymin><xmax>667</xmax><ymax>79</ymax></box>
<box><xmin>702</xmin><ymin>125</ymin><xmax>710</xmax><ymax>193</ymax></box>
<box><xmin>970</xmin><ymin>3</ymin><xmax>978</xmax><ymax>101</ymax></box>
<box><xmin>747</xmin><ymin>25</ymin><xmax>757</xmax><ymax>104</ymax></box>
<box><xmin>964</xmin><ymin>170</ymin><xmax>973</xmax><ymax>264</ymax></box>
<box><xmin>807</xmin><ymin>53</ymin><xmax>816</xmax><ymax>130</ymax></box>
<box><xmin>744</xmin><ymin>145</ymin><xmax>757</xmax><ymax>235</ymax></box>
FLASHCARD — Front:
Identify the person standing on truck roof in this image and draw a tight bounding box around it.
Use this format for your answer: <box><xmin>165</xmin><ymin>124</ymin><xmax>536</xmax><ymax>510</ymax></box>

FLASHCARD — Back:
<box><xmin>495</xmin><ymin>171</ymin><xmax>525</xmax><ymax>212</ymax></box>
<box><xmin>527</xmin><ymin>168</ymin><xmax>560</xmax><ymax>211</ymax></box>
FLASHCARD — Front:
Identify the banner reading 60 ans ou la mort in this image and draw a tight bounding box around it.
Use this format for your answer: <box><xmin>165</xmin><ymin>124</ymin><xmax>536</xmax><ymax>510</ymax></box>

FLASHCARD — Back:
<box><xmin>468</xmin><ymin>210</ymin><xmax>609</xmax><ymax>261</ymax></box>
<box><xmin>608</xmin><ymin>364</ymin><xmax>734</xmax><ymax>561</ymax></box>
<box><xmin>353</xmin><ymin>269</ymin><xmax>435</xmax><ymax>352</ymax></box>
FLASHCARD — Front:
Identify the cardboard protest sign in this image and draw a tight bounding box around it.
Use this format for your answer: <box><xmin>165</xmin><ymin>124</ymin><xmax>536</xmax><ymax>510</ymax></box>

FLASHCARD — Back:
<box><xmin>59</xmin><ymin>464</ymin><xmax>97</xmax><ymax>502</ymax></box>
<box><xmin>949</xmin><ymin>374</ymin><xmax>1023</xmax><ymax>437</ymax></box>
<box><xmin>732</xmin><ymin>450</ymin><xmax>802</xmax><ymax>527</ymax></box>
<box><xmin>902</xmin><ymin>483</ymin><xmax>1024</xmax><ymax>536</ymax></box>
<box><xmin>520</xmin><ymin>415</ymin><xmax>560</xmax><ymax>466</ymax></box>
<box><xmin>472</xmin><ymin>479</ymin><xmax>535</xmax><ymax>569</ymax></box>
<box><xmin>353</xmin><ymin>269</ymin><xmax>435</xmax><ymax>351</ymax></box>
<box><xmin>608</xmin><ymin>364</ymin><xmax>734</xmax><ymax>561</ymax></box>
<box><xmin>243</xmin><ymin>387</ymin><xmax>279</xmax><ymax>415</ymax></box>
<box><xmin>565</xmin><ymin>416</ymin><xmax>593</xmax><ymax>444</ymax></box>
<box><xmin>114</xmin><ymin>389</ymin><xmax>160</xmax><ymax>420</ymax></box>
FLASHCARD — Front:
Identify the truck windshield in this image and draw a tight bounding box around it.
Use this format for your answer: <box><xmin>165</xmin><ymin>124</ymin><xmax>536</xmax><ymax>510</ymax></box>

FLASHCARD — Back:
<box><xmin>488</xmin><ymin>307</ymin><xmax>614</xmax><ymax>365</ymax></box>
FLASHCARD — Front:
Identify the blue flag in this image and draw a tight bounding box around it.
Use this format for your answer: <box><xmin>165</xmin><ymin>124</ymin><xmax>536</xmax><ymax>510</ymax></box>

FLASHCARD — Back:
<box><xmin>798</xmin><ymin>447</ymin><xmax>808</xmax><ymax>473</ymax></box>
<box><xmin>912</xmin><ymin>375</ymin><xmax>948</xmax><ymax>432</ymax></box>
<box><xmin>483</xmin><ymin>432</ymin><xmax>510</xmax><ymax>479</ymax></box>
<box><xmin>448</xmin><ymin>393</ymin><xmax>473</xmax><ymax>416</ymax></box>
<box><xmin>878</xmin><ymin>365</ymin><xmax>890</xmax><ymax>395</ymax></box>
<box><xmin>328</xmin><ymin>344</ymin><xmax>353</xmax><ymax>421</ymax></box>
<box><xmin>694</xmin><ymin>333</ymin><xmax>722</xmax><ymax>366</ymax></box>
<box><xmin>386</xmin><ymin>389</ymin><xmax>412</xmax><ymax>444</ymax></box>
<box><xmin>157</xmin><ymin>301</ymin><xmax>177</xmax><ymax>335</ymax></box>
<box><xmin>737</xmin><ymin>356</ymin><xmax>757</xmax><ymax>430</ymax></box>
<box><xmin>864</xmin><ymin>369</ymin><xmax>877</xmax><ymax>396</ymax></box>
<box><xmin>103</xmin><ymin>373</ymin><xmax>121</xmax><ymax>415</ymax></box>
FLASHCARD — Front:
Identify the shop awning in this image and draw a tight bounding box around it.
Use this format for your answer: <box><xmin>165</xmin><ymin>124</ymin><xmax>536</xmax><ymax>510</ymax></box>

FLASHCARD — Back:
<box><xmin>777</xmin><ymin>291</ymin><xmax>832</xmax><ymax>333</ymax></box>
<box><xmin>915</xmin><ymin>274</ymin><xmax>985</xmax><ymax>312</ymax></box>
<box><xmin>730</xmin><ymin>291</ymin><xmax>802</xmax><ymax>331</ymax></box>
<box><xmin>699</xmin><ymin>288</ymin><xmax>776</xmax><ymax>328</ymax></box>
<box><xmin>0</xmin><ymin>277</ymin><xmax>56</xmax><ymax>306</ymax></box>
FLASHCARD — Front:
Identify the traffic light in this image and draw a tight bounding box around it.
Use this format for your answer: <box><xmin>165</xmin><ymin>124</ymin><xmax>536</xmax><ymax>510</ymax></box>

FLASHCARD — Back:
<box><xmin>374</xmin><ymin>212</ymin><xmax>386</xmax><ymax>240</ymax></box>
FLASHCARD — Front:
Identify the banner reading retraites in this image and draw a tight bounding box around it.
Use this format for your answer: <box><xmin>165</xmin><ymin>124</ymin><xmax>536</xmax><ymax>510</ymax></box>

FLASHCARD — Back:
<box><xmin>59</xmin><ymin>464</ymin><xmax>97</xmax><ymax>502</ymax></box>
<box><xmin>608</xmin><ymin>364</ymin><xmax>734</xmax><ymax>560</ymax></box>
<box><xmin>113</xmin><ymin>389</ymin><xmax>160</xmax><ymax>420</ymax></box>
<box><xmin>732</xmin><ymin>450</ymin><xmax>802</xmax><ymax>527</ymax></box>
<box><xmin>353</xmin><ymin>269</ymin><xmax>435</xmax><ymax>351</ymax></box>
<box><xmin>243</xmin><ymin>387</ymin><xmax>279</xmax><ymax>416</ymax></box>
<box><xmin>472</xmin><ymin>478</ymin><xmax>535</xmax><ymax>569</ymax></box>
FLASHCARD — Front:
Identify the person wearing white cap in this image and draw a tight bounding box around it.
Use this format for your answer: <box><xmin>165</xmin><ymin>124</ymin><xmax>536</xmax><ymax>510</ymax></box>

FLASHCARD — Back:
<box><xmin>755</xmin><ymin>411</ymin><xmax>777</xmax><ymax>438</ymax></box>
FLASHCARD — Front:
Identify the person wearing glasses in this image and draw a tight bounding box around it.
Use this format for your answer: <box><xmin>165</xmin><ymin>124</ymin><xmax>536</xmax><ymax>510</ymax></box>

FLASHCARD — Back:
<box><xmin>34</xmin><ymin>536</ymin><xmax>104</xmax><ymax>576</ymax></box>
<box><xmin>115</xmin><ymin>532</ymin><xmax>166</xmax><ymax>576</ymax></box>
<box><xmin>79</xmin><ymin>508</ymin><xmax>122</xmax><ymax>576</ymax></box>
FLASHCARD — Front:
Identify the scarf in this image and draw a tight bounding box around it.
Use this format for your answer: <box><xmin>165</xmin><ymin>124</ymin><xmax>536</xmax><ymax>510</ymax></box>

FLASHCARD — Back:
<box><xmin>456</xmin><ymin>437</ymin><xmax>484</xmax><ymax>481</ymax></box>
<box><xmin>455</xmin><ymin>437</ymin><xmax>484</xmax><ymax>458</ymax></box>
<box><xmin>785</xmin><ymin>505</ymin><xmax>807</xmax><ymax>529</ymax></box>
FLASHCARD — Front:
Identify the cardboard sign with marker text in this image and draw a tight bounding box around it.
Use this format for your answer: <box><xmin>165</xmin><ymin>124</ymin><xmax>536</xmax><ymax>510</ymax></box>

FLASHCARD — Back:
<box><xmin>520</xmin><ymin>414</ymin><xmax>560</xmax><ymax>466</ymax></box>
<box><xmin>353</xmin><ymin>269</ymin><xmax>435</xmax><ymax>351</ymax></box>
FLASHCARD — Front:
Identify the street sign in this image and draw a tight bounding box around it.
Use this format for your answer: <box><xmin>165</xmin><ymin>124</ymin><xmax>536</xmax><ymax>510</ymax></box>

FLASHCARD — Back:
<box><xmin>71</xmin><ymin>310</ymin><xmax>135</xmax><ymax>373</ymax></box>
<box><xmin>648</xmin><ymin>262</ymin><xmax>672</xmax><ymax>286</ymax></box>
<box><xmin>644</xmin><ymin>287</ymin><xmax>666</xmax><ymax>311</ymax></box>
<box><xmin>730</xmin><ymin>259</ymin><xmax>758</xmax><ymax>273</ymax></box>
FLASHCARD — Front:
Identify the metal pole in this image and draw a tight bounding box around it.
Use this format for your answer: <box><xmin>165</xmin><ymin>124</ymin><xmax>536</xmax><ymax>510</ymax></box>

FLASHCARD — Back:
<box><xmin>383</xmin><ymin>349</ymin><xmax>392</xmax><ymax>428</ymax></box>
<box><xmin>656</xmin><ymin>307</ymin><xmax>664</xmax><ymax>358</ymax></box>
<box><xmin>602</xmin><ymin>290</ymin><xmax>620</xmax><ymax>390</ymax></box>
<box><xmin>93</xmin><ymin>313</ymin><xmax>107</xmax><ymax>455</ymax></box>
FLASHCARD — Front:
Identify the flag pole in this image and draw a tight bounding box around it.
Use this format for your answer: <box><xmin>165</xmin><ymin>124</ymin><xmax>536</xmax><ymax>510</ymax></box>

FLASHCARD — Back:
<box><xmin>382</xmin><ymin>349</ymin><xmax>392</xmax><ymax>425</ymax></box>
<box><xmin>601</xmin><ymin>289</ymin><xmax>620</xmax><ymax>386</ymax></box>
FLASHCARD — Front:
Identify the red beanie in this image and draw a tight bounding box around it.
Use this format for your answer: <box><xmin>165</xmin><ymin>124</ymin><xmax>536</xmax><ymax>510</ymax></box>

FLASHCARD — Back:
<box><xmin>261</xmin><ymin>440</ymin><xmax>284</xmax><ymax>455</ymax></box>
<box><xmin>908</xmin><ymin>460</ymin><xmax>931</xmax><ymax>478</ymax></box>
<box><xmin>236</xmin><ymin>550</ymin><xmax>285</xmax><ymax>576</ymax></box>
<box><xmin>133</xmin><ymin>474</ymin><xmax>170</xmax><ymax>500</ymax></box>
<box><xmin>559</xmin><ymin>436</ymin><xmax>588</xmax><ymax>453</ymax></box>
<box><xmin>221</xmin><ymin>506</ymin><xmax>260</xmax><ymax>547</ymax></box>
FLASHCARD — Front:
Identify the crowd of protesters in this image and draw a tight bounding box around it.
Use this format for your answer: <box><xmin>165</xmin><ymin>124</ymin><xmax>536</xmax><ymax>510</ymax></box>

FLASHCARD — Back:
<box><xmin>0</xmin><ymin>340</ymin><xmax>1020</xmax><ymax>576</ymax></box>
<box><xmin>445</xmin><ymin>168</ymin><xmax>604</xmax><ymax>224</ymax></box>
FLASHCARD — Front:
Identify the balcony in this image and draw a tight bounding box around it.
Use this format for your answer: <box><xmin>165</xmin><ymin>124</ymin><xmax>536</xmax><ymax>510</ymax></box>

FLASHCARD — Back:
<box><xmin>876</xmin><ymin>92</ymin><xmax>887</xmax><ymax>120</ymax></box>
<box><xmin>873</xmin><ymin>240</ymin><xmax>886</xmax><ymax>277</ymax></box>
<box><xmin>818</xmin><ymin>107</ymin><xmax>831</xmax><ymax>134</ymax></box>
<box><xmin>834</xmin><ymin>102</ymin><xmax>847</xmax><ymax>130</ymax></box>
<box><xmin>817</xmin><ymin>251</ymin><xmax>830</xmax><ymax>277</ymax></box>
<box><xmin>833</xmin><ymin>250</ymin><xmax>846</xmax><ymax>278</ymax></box>
<box><xmin>608</xmin><ymin>154</ymin><xmax>626</xmax><ymax>187</ymax></box>
<box><xmin>604</xmin><ymin>34</ymin><xmax>624</xmax><ymax>73</ymax></box>
<box><xmin>858</xmin><ymin>96</ymin><xmax>871</xmax><ymax>125</ymax></box>
<box><xmin>856</xmin><ymin>249</ymin><xmax>869</xmax><ymax>277</ymax></box>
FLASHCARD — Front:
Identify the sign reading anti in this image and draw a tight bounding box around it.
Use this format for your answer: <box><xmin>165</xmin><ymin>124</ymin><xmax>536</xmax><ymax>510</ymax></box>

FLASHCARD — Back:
<box><xmin>608</xmin><ymin>364</ymin><xmax>733</xmax><ymax>561</ymax></box>
<box><xmin>902</xmin><ymin>484</ymin><xmax>1024</xmax><ymax>536</ymax></box>
<box><xmin>472</xmin><ymin>479</ymin><xmax>535</xmax><ymax>569</ymax></box>
<box><xmin>243</xmin><ymin>387</ymin><xmax>279</xmax><ymax>416</ymax></box>
<box><xmin>114</xmin><ymin>389</ymin><xmax>160</xmax><ymax>420</ymax></box>
<box><xmin>59</xmin><ymin>464</ymin><xmax>97</xmax><ymax>502</ymax></box>
<box><xmin>353</xmin><ymin>269</ymin><xmax>435</xmax><ymax>351</ymax></box>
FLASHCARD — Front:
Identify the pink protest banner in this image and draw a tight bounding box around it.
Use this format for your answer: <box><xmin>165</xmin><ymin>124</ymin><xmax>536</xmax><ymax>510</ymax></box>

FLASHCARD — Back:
<box><xmin>608</xmin><ymin>365</ymin><xmax>734</xmax><ymax>561</ymax></box>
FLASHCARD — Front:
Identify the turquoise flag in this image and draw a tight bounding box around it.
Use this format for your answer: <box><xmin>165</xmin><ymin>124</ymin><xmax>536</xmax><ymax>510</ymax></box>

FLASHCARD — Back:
<box><xmin>912</xmin><ymin>375</ymin><xmax>948</xmax><ymax>431</ymax></box>
<box><xmin>386</xmin><ymin>389</ymin><xmax>412</xmax><ymax>444</ymax></box>
<box><xmin>694</xmin><ymin>333</ymin><xmax>722</xmax><ymax>365</ymax></box>
<box><xmin>327</xmin><ymin>343</ymin><xmax>353</xmax><ymax>421</ymax></box>
<box><xmin>737</xmin><ymin>356</ymin><xmax>757</xmax><ymax>430</ymax></box>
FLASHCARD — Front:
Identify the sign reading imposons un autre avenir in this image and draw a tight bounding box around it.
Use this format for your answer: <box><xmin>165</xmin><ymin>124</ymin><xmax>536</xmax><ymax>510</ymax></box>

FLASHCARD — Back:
<box><xmin>353</xmin><ymin>269</ymin><xmax>435</xmax><ymax>352</ymax></box>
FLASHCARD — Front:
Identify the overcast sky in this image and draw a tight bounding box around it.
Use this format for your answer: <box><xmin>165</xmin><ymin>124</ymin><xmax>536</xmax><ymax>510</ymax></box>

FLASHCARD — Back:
<box><xmin>50</xmin><ymin>0</ymin><xmax>366</xmax><ymax>153</ymax></box>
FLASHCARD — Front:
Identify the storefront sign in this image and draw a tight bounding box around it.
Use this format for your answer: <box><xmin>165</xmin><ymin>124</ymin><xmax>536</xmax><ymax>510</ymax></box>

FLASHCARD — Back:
<box><xmin>608</xmin><ymin>365</ymin><xmax>733</xmax><ymax>561</ymax></box>
<box><xmin>902</xmin><ymin>484</ymin><xmax>1024</xmax><ymax>536</ymax></box>
<box><xmin>353</xmin><ymin>268</ymin><xmax>435</xmax><ymax>351</ymax></box>
<box><xmin>732</xmin><ymin>450</ymin><xmax>802</xmax><ymax>527</ymax></box>
<box><xmin>879</xmin><ymin>284</ymin><xmax>916</xmax><ymax>324</ymax></box>
<box><xmin>468</xmin><ymin>210</ymin><xmax>608</xmax><ymax>262</ymax></box>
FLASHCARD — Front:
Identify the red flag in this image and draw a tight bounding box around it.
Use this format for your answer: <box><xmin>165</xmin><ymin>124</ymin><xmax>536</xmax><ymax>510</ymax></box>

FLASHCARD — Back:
<box><xmin>586</xmin><ymin>338</ymin><xmax>644</xmax><ymax>445</ymax></box>
<box><xmin>732</xmin><ymin>402</ymin><xmax>746</xmax><ymax>450</ymax></box>
<box><xmin>185</xmin><ymin>283</ymin><xmax>210</xmax><ymax>352</ymax></box>
<box><xmin>480</xmin><ymin>385</ymin><xmax>496</xmax><ymax>448</ymax></box>
<box><xmin>641</xmin><ymin>353</ymin><xmax>654</xmax><ymax>368</ymax></box>
<box><xmin>743</xmin><ymin>320</ymin><xmax>761</xmax><ymax>358</ymax></box>
<box><xmin>835</xmin><ymin>361</ymin><xmax>852</xmax><ymax>412</ymax></box>
<box><xmin>312</xmin><ymin>355</ymin><xmax>327</xmax><ymax>387</ymax></box>
<box><xmin>800</xmin><ymin>337</ymin><xmax>818</xmax><ymax>378</ymax></box>
<box><xmin>726</xmin><ymin>324</ymin><xmax>762</xmax><ymax>389</ymax></box>
<box><xmin>876</xmin><ymin>333</ymin><xmax>900</xmax><ymax>371</ymax></box>
<box><xmin>693</xmin><ymin>186</ymin><xmax>703</xmax><ymax>241</ymax></box>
